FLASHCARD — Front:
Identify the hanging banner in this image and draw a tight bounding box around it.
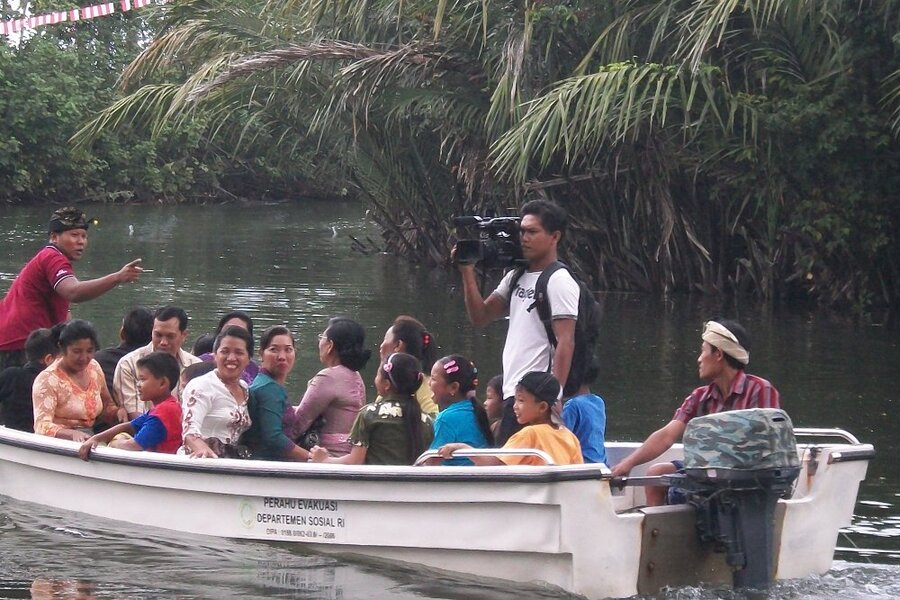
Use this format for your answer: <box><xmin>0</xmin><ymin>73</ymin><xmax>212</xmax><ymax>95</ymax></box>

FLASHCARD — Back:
<box><xmin>1</xmin><ymin>0</ymin><xmax>169</xmax><ymax>36</ymax></box>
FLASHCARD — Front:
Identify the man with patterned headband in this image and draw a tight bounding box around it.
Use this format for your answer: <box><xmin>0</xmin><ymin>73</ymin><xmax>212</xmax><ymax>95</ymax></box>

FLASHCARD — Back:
<box><xmin>610</xmin><ymin>319</ymin><xmax>780</xmax><ymax>505</ymax></box>
<box><xmin>0</xmin><ymin>207</ymin><xmax>144</xmax><ymax>369</ymax></box>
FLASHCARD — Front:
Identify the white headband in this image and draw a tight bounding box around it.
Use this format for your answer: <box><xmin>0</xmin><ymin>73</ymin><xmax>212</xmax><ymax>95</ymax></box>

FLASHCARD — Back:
<box><xmin>702</xmin><ymin>321</ymin><xmax>749</xmax><ymax>365</ymax></box>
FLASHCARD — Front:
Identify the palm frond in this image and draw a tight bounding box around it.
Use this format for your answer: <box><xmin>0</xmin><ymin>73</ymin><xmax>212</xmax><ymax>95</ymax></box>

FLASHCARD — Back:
<box><xmin>575</xmin><ymin>1</ymin><xmax>678</xmax><ymax>74</ymax></box>
<box><xmin>673</xmin><ymin>0</ymin><xmax>847</xmax><ymax>73</ymax></box>
<box><xmin>70</xmin><ymin>84</ymin><xmax>181</xmax><ymax>150</ymax></box>
<box><xmin>490</xmin><ymin>61</ymin><xmax>742</xmax><ymax>183</ymax></box>
<box><xmin>187</xmin><ymin>41</ymin><xmax>379</xmax><ymax>101</ymax></box>
<box><xmin>883</xmin><ymin>67</ymin><xmax>900</xmax><ymax>138</ymax></box>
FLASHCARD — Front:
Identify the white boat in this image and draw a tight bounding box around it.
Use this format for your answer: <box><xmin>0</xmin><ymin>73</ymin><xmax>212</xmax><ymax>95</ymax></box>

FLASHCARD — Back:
<box><xmin>0</xmin><ymin>425</ymin><xmax>874</xmax><ymax>599</ymax></box>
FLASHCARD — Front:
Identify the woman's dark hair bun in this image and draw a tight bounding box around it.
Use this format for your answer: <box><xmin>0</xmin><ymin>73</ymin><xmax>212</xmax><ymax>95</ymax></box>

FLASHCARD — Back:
<box><xmin>327</xmin><ymin>317</ymin><xmax>371</xmax><ymax>372</ymax></box>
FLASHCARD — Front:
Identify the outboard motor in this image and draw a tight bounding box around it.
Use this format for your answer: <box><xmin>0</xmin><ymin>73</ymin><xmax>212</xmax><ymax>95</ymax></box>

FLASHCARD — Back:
<box><xmin>664</xmin><ymin>408</ymin><xmax>801</xmax><ymax>589</ymax></box>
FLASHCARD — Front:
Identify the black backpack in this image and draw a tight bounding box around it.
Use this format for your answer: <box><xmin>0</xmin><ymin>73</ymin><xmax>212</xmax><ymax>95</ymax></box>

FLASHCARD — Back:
<box><xmin>510</xmin><ymin>261</ymin><xmax>601</xmax><ymax>397</ymax></box>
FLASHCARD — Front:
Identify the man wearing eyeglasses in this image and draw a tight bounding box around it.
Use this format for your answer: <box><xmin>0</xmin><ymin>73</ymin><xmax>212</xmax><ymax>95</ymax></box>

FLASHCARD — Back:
<box><xmin>0</xmin><ymin>207</ymin><xmax>143</xmax><ymax>370</ymax></box>
<box><xmin>609</xmin><ymin>319</ymin><xmax>781</xmax><ymax>505</ymax></box>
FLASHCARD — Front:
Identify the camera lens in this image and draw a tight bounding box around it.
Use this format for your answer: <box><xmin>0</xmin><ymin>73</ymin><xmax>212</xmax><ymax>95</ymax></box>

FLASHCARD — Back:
<box><xmin>455</xmin><ymin>240</ymin><xmax>481</xmax><ymax>264</ymax></box>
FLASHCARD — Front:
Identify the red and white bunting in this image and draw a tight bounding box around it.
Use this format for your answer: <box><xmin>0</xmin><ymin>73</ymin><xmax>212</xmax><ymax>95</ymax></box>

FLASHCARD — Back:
<box><xmin>2</xmin><ymin>0</ymin><xmax>167</xmax><ymax>35</ymax></box>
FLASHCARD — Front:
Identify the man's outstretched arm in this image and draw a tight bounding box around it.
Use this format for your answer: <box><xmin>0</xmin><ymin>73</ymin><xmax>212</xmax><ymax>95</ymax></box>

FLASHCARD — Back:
<box><xmin>610</xmin><ymin>419</ymin><xmax>686</xmax><ymax>477</ymax></box>
<box><xmin>55</xmin><ymin>259</ymin><xmax>144</xmax><ymax>303</ymax></box>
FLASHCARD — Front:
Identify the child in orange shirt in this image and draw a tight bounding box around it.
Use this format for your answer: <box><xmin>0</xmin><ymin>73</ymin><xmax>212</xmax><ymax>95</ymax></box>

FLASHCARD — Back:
<box><xmin>438</xmin><ymin>371</ymin><xmax>582</xmax><ymax>466</ymax></box>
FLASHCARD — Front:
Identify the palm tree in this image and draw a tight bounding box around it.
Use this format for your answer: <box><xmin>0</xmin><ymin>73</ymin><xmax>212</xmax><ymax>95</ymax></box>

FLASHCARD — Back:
<box><xmin>490</xmin><ymin>0</ymin><xmax>900</xmax><ymax>304</ymax></box>
<box><xmin>73</xmin><ymin>0</ymin><xmax>900</xmax><ymax>308</ymax></box>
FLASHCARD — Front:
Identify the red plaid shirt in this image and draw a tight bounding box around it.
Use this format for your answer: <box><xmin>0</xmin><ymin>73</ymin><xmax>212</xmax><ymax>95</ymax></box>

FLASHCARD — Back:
<box><xmin>673</xmin><ymin>371</ymin><xmax>780</xmax><ymax>424</ymax></box>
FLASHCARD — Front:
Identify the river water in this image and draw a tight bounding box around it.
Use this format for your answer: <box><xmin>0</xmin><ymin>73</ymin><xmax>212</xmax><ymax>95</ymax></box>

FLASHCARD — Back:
<box><xmin>0</xmin><ymin>201</ymin><xmax>897</xmax><ymax>599</ymax></box>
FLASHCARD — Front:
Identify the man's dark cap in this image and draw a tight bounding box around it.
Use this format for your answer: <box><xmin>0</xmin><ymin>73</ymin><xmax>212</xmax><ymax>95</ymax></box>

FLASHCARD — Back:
<box><xmin>48</xmin><ymin>207</ymin><xmax>90</xmax><ymax>233</ymax></box>
<box><xmin>517</xmin><ymin>371</ymin><xmax>560</xmax><ymax>405</ymax></box>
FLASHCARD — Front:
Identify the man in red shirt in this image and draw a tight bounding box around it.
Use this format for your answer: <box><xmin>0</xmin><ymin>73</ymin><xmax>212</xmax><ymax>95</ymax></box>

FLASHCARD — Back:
<box><xmin>610</xmin><ymin>319</ymin><xmax>780</xmax><ymax>505</ymax></box>
<box><xmin>0</xmin><ymin>207</ymin><xmax>144</xmax><ymax>369</ymax></box>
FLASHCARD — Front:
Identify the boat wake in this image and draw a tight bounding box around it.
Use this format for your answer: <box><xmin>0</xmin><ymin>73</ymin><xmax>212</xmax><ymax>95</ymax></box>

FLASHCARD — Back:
<box><xmin>632</xmin><ymin>561</ymin><xmax>900</xmax><ymax>600</ymax></box>
<box><xmin>50</xmin><ymin>527</ymin><xmax>87</xmax><ymax>538</ymax></box>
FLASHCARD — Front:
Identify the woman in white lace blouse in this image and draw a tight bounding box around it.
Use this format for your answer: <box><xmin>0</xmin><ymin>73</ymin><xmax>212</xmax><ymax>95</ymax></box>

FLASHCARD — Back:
<box><xmin>180</xmin><ymin>326</ymin><xmax>253</xmax><ymax>457</ymax></box>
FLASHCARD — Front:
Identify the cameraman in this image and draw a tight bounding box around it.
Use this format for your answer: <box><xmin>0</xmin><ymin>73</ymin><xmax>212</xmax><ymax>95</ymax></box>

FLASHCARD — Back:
<box><xmin>456</xmin><ymin>200</ymin><xmax>579</xmax><ymax>445</ymax></box>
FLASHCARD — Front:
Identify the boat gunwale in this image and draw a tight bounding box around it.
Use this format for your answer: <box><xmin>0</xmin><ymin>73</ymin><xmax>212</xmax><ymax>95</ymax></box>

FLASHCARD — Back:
<box><xmin>824</xmin><ymin>446</ymin><xmax>876</xmax><ymax>463</ymax></box>
<box><xmin>0</xmin><ymin>428</ymin><xmax>611</xmax><ymax>484</ymax></box>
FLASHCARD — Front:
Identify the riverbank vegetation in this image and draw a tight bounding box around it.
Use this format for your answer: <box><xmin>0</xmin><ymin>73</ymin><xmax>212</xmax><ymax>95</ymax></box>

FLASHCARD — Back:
<box><xmin>0</xmin><ymin>7</ymin><xmax>340</xmax><ymax>203</ymax></box>
<box><xmin>4</xmin><ymin>1</ymin><xmax>900</xmax><ymax>312</ymax></box>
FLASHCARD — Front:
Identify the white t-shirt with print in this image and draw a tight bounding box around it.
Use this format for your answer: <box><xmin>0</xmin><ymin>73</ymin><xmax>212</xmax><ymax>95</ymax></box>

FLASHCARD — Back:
<box><xmin>492</xmin><ymin>268</ymin><xmax>579</xmax><ymax>399</ymax></box>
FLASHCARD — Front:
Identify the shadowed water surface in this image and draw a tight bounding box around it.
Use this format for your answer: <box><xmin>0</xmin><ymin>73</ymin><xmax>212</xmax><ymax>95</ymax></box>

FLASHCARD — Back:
<box><xmin>0</xmin><ymin>496</ymin><xmax>573</xmax><ymax>599</ymax></box>
<box><xmin>0</xmin><ymin>201</ymin><xmax>897</xmax><ymax>597</ymax></box>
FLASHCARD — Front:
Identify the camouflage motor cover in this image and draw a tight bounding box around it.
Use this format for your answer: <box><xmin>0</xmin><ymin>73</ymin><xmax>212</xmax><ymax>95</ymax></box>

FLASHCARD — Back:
<box><xmin>683</xmin><ymin>408</ymin><xmax>800</xmax><ymax>470</ymax></box>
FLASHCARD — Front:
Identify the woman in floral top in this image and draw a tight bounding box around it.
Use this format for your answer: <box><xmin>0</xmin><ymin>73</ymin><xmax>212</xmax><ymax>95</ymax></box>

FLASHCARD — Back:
<box><xmin>180</xmin><ymin>326</ymin><xmax>253</xmax><ymax>458</ymax></box>
<box><xmin>33</xmin><ymin>320</ymin><xmax>124</xmax><ymax>441</ymax></box>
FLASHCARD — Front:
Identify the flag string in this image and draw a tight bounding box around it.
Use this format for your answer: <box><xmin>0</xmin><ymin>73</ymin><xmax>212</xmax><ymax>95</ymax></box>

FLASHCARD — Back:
<box><xmin>1</xmin><ymin>0</ymin><xmax>169</xmax><ymax>36</ymax></box>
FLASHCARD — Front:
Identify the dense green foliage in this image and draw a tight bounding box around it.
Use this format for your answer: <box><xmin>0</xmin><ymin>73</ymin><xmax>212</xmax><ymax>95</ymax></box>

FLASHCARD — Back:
<box><xmin>0</xmin><ymin>7</ymin><xmax>334</xmax><ymax>203</ymax></box>
<box><xmin>10</xmin><ymin>1</ymin><xmax>900</xmax><ymax>310</ymax></box>
<box><xmin>487</xmin><ymin>2</ymin><xmax>900</xmax><ymax>310</ymax></box>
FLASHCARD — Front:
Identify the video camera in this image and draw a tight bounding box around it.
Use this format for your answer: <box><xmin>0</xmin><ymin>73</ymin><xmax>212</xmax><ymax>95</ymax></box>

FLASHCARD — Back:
<box><xmin>453</xmin><ymin>215</ymin><xmax>523</xmax><ymax>270</ymax></box>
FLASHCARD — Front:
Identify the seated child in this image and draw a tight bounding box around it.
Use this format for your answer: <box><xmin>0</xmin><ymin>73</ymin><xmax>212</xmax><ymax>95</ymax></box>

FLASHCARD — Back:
<box><xmin>420</xmin><ymin>355</ymin><xmax>493</xmax><ymax>466</ymax></box>
<box><xmin>484</xmin><ymin>374</ymin><xmax>503</xmax><ymax>440</ymax></box>
<box><xmin>78</xmin><ymin>352</ymin><xmax>183</xmax><ymax>459</ymax></box>
<box><xmin>0</xmin><ymin>327</ymin><xmax>60</xmax><ymax>433</ymax></box>
<box><xmin>561</xmin><ymin>364</ymin><xmax>607</xmax><ymax>465</ymax></box>
<box><xmin>191</xmin><ymin>333</ymin><xmax>215</xmax><ymax>358</ymax></box>
<box><xmin>438</xmin><ymin>371</ymin><xmax>583</xmax><ymax>466</ymax></box>
<box><xmin>180</xmin><ymin>361</ymin><xmax>215</xmax><ymax>389</ymax></box>
<box><xmin>309</xmin><ymin>352</ymin><xmax>434</xmax><ymax>466</ymax></box>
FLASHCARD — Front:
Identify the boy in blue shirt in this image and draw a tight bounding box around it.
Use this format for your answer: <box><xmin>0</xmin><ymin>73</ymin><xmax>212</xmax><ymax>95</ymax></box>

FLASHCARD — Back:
<box><xmin>78</xmin><ymin>352</ymin><xmax>183</xmax><ymax>458</ymax></box>
<box><xmin>561</xmin><ymin>364</ymin><xmax>607</xmax><ymax>464</ymax></box>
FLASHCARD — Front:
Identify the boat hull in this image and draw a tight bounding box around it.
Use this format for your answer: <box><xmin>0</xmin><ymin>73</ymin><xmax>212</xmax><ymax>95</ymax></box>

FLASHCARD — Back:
<box><xmin>0</xmin><ymin>428</ymin><xmax>873</xmax><ymax>599</ymax></box>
